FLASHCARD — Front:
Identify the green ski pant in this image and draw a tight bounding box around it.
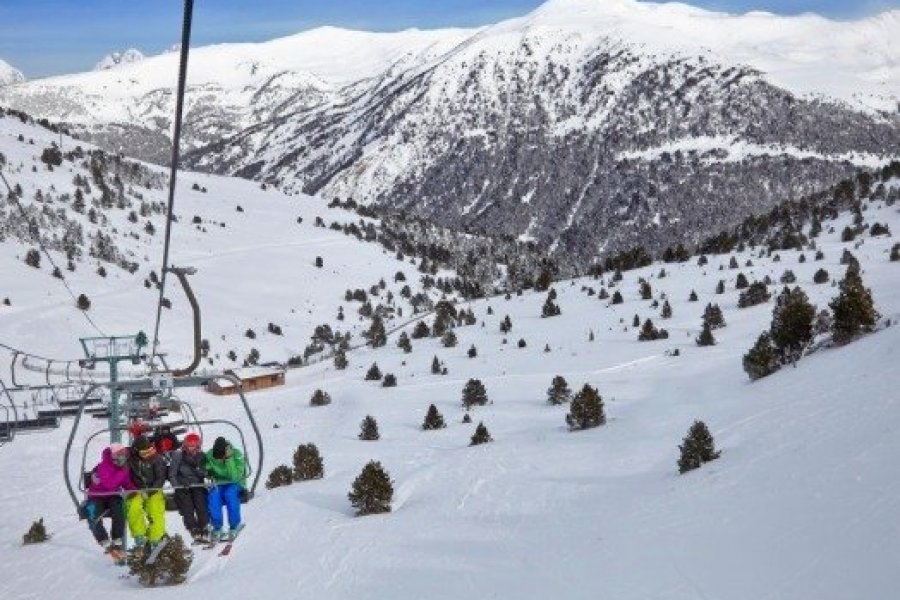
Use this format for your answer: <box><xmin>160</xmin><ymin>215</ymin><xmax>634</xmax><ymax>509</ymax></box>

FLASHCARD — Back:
<box><xmin>126</xmin><ymin>491</ymin><xmax>166</xmax><ymax>543</ymax></box>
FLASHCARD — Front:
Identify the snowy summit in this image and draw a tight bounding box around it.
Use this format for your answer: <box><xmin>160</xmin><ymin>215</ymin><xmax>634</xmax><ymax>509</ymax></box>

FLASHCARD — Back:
<box><xmin>0</xmin><ymin>58</ymin><xmax>25</xmax><ymax>86</ymax></box>
<box><xmin>93</xmin><ymin>48</ymin><xmax>145</xmax><ymax>71</ymax></box>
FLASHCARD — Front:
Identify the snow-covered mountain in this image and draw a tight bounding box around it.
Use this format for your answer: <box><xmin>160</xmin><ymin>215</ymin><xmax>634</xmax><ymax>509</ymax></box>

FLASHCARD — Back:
<box><xmin>0</xmin><ymin>59</ymin><xmax>25</xmax><ymax>87</ymax></box>
<box><xmin>93</xmin><ymin>48</ymin><xmax>145</xmax><ymax>71</ymax></box>
<box><xmin>1</xmin><ymin>0</ymin><xmax>898</xmax><ymax>262</ymax></box>
<box><xmin>1</xmin><ymin>111</ymin><xmax>899</xmax><ymax>599</ymax></box>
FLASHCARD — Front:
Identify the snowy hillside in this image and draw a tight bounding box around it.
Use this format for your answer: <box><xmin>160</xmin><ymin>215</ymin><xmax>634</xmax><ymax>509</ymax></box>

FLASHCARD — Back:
<box><xmin>0</xmin><ymin>0</ymin><xmax>897</xmax><ymax>262</ymax></box>
<box><xmin>0</xmin><ymin>110</ymin><xmax>899</xmax><ymax>598</ymax></box>
<box><xmin>0</xmin><ymin>59</ymin><xmax>25</xmax><ymax>87</ymax></box>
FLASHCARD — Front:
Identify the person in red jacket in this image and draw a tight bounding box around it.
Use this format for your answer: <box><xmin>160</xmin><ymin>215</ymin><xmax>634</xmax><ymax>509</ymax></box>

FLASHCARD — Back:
<box><xmin>84</xmin><ymin>443</ymin><xmax>135</xmax><ymax>560</ymax></box>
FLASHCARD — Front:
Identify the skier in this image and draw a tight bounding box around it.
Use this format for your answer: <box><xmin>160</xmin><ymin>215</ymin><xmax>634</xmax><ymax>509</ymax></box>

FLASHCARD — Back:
<box><xmin>126</xmin><ymin>436</ymin><xmax>168</xmax><ymax>551</ymax></box>
<box><xmin>204</xmin><ymin>437</ymin><xmax>247</xmax><ymax>541</ymax></box>
<box><xmin>168</xmin><ymin>432</ymin><xmax>210</xmax><ymax>543</ymax></box>
<box><xmin>84</xmin><ymin>443</ymin><xmax>134</xmax><ymax>560</ymax></box>
<box><xmin>151</xmin><ymin>424</ymin><xmax>180</xmax><ymax>455</ymax></box>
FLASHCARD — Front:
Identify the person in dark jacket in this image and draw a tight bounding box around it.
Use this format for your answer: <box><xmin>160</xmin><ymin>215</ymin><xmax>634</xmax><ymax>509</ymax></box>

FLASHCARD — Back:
<box><xmin>151</xmin><ymin>424</ymin><xmax>180</xmax><ymax>456</ymax></box>
<box><xmin>168</xmin><ymin>432</ymin><xmax>210</xmax><ymax>542</ymax></box>
<box><xmin>126</xmin><ymin>436</ymin><xmax>168</xmax><ymax>549</ymax></box>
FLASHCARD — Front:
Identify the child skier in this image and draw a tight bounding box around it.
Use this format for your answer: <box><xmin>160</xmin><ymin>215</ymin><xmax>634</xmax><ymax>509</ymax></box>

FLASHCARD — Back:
<box><xmin>204</xmin><ymin>437</ymin><xmax>247</xmax><ymax>541</ymax></box>
<box><xmin>126</xmin><ymin>436</ymin><xmax>169</xmax><ymax>551</ymax></box>
<box><xmin>84</xmin><ymin>443</ymin><xmax>134</xmax><ymax>560</ymax></box>
<box><xmin>168</xmin><ymin>432</ymin><xmax>210</xmax><ymax>543</ymax></box>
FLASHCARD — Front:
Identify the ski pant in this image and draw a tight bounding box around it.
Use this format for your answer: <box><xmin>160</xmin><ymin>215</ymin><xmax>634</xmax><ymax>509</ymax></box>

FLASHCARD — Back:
<box><xmin>173</xmin><ymin>486</ymin><xmax>209</xmax><ymax>533</ymax></box>
<box><xmin>207</xmin><ymin>483</ymin><xmax>241</xmax><ymax>531</ymax></box>
<box><xmin>125</xmin><ymin>490</ymin><xmax>166</xmax><ymax>543</ymax></box>
<box><xmin>85</xmin><ymin>496</ymin><xmax>125</xmax><ymax>544</ymax></box>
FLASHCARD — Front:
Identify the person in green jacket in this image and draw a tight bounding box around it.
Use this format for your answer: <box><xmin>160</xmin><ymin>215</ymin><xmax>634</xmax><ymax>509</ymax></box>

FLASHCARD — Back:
<box><xmin>204</xmin><ymin>437</ymin><xmax>247</xmax><ymax>541</ymax></box>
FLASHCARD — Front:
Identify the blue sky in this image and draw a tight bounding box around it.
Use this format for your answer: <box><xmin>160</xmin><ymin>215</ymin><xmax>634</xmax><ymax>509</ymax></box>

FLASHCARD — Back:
<box><xmin>0</xmin><ymin>0</ymin><xmax>895</xmax><ymax>78</ymax></box>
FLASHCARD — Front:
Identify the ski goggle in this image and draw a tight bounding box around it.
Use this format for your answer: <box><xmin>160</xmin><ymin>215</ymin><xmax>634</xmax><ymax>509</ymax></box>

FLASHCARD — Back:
<box><xmin>137</xmin><ymin>446</ymin><xmax>156</xmax><ymax>459</ymax></box>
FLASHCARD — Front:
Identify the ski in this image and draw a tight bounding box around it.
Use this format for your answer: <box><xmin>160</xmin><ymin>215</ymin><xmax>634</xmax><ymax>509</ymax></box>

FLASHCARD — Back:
<box><xmin>144</xmin><ymin>538</ymin><xmax>170</xmax><ymax>565</ymax></box>
<box><xmin>218</xmin><ymin>524</ymin><xmax>245</xmax><ymax>556</ymax></box>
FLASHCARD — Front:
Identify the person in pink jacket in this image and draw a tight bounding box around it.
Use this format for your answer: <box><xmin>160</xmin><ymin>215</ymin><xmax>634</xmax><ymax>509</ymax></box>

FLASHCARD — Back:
<box><xmin>84</xmin><ymin>443</ymin><xmax>135</xmax><ymax>557</ymax></box>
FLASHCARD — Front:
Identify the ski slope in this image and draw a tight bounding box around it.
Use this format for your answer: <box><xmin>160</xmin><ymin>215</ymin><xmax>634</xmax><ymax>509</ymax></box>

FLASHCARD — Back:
<box><xmin>0</xmin><ymin>114</ymin><xmax>898</xmax><ymax>598</ymax></box>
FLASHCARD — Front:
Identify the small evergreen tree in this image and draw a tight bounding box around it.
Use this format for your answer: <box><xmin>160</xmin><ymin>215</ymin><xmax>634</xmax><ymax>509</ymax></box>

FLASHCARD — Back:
<box><xmin>500</xmin><ymin>315</ymin><xmax>512</xmax><ymax>334</ymax></box>
<box><xmin>127</xmin><ymin>534</ymin><xmax>192</xmax><ymax>586</ymax></box>
<box><xmin>611</xmin><ymin>290</ymin><xmax>624</xmax><ymax>305</ymax></box>
<box><xmin>431</xmin><ymin>355</ymin><xmax>442</xmax><ymax>374</ymax></box>
<box><xmin>467</xmin><ymin>344</ymin><xmax>477</xmax><ymax>358</ymax></box>
<box><xmin>546</xmin><ymin>375</ymin><xmax>572</xmax><ymax>405</ymax></box>
<box><xmin>265</xmin><ymin>465</ymin><xmax>293</xmax><ymax>489</ymax></box>
<box><xmin>702</xmin><ymin>303</ymin><xmax>725</xmax><ymax>329</ymax></box>
<box><xmin>333</xmin><ymin>349</ymin><xmax>348</xmax><ymax>370</ymax></box>
<box><xmin>24</xmin><ymin>249</ymin><xmax>41</xmax><ymax>269</ymax></box>
<box><xmin>742</xmin><ymin>332</ymin><xmax>780</xmax><ymax>381</ymax></box>
<box><xmin>359</xmin><ymin>415</ymin><xmax>380</xmax><ymax>440</ymax></box>
<box><xmin>77</xmin><ymin>294</ymin><xmax>91</xmax><ymax>311</ymax></box>
<box><xmin>364</xmin><ymin>363</ymin><xmax>382</xmax><ymax>381</ymax></box>
<box><xmin>638</xmin><ymin>318</ymin><xmax>669</xmax><ymax>341</ymax></box>
<box><xmin>677</xmin><ymin>420</ymin><xmax>721</xmax><ymax>474</ymax></box>
<box><xmin>412</xmin><ymin>320</ymin><xmax>430</xmax><ymax>339</ymax></box>
<box><xmin>461</xmin><ymin>378</ymin><xmax>489</xmax><ymax>409</ymax></box>
<box><xmin>293</xmin><ymin>443</ymin><xmax>324</xmax><ymax>480</ymax></box>
<box><xmin>462</xmin><ymin>413</ymin><xmax>472</xmax><ymax>424</ymax></box>
<box><xmin>660</xmin><ymin>300</ymin><xmax>672</xmax><ymax>319</ymax></box>
<box><xmin>541</xmin><ymin>294</ymin><xmax>561</xmax><ymax>318</ymax></box>
<box><xmin>441</xmin><ymin>330</ymin><xmax>458</xmax><ymax>347</ymax></box>
<box><xmin>382</xmin><ymin>373</ymin><xmax>397</xmax><ymax>388</ymax></box>
<box><xmin>715</xmin><ymin>280</ymin><xmax>725</xmax><ymax>294</ymax></box>
<box><xmin>738</xmin><ymin>282</ymin><xmax>771</xmax><ymax>308</ymax></box>
<box><xmin>830</xmin><ymin>265</ymin><xmax>878</xmax><ymax>344</ymax></box>
<box><xmin>639</xmin><ymin>280</ymin><xmax>652</xmax><ymax>300</ymax></box>
<box><xmin>891</xmin><ymin>243</ymin><xmax>899</xmax><ymax>262</ymax></box>
<box><xmin>470</xmin><ymin>422</ymin><xmax>493</xmax><ymax>446</ymax></box>
<box><xmin>310</xmin><ymin>389</ymin><xmax>331</xmax><ymax>406</ymax></box>
<box><xmin>348</xmin><ymin>461</ymin><xmax>393</xmax><ymax>516</ymax></box>
<box><xmin>566</xmin><ymin>384</ymin><xmax>605</xmax><ymax>430</ymax></box>
<box><xmin>735</xmin><ymin>273</ymin><xmax>749</xmax><ymax>289</ymax></box>
<box><xmin>696</xmin><ymin>323</ymin><xmax>716</xmax><ymax>347</ymax></box>
<box><xmin>368</xmin><ymin>315</ymin><xmax>387</xmax><ymax>348</ymax></box>
<box><xmin>813</xmin><ymin>268</ymin><xmax>829</xmax><ymax>284</ymax></box>
<box><xmin>688</xmin><ymin>290</ymin><xmax>698</xmax><ymax>302</ymax></box>
<box><xmin>22</xmin><ymin>518</ymin><xmax>49</xmax><ymax>544</ymax></box>
<box><xmin>422</xmin><ymin>404</ymin><xmax>446</xmax><ymax>430</ymax></box>
<box><xmin>779</xmin><ymin>270</ymin><xmax>796</xmax><ymax>284</ymax></box>
<box><xmin>397</xmin><ymin>332</ymin><xmax>412</xmax><ymax>353</ymax></box>
<box><xmin>770</xmin><ymin>287</ymin><xmax>816</xmax><ymax>363</ymax></box>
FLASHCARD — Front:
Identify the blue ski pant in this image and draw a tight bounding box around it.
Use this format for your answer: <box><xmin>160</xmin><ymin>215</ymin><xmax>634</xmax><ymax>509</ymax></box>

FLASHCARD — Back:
<box><xmin>207</xmin><ymin>483</ymin><xmax>241</xmax><ymax>531</ymax></box>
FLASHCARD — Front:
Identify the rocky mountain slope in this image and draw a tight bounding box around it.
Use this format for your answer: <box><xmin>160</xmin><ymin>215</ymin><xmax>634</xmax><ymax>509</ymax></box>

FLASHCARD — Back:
<box><xmin>1</xmin><ymin>0</ymin><xmax>898</xmax><ymax>263</ymax></box>
<box><xmin>0</xmin><ymin>59</ymin><xmax>25</xmax><ymax>87</ymax></box>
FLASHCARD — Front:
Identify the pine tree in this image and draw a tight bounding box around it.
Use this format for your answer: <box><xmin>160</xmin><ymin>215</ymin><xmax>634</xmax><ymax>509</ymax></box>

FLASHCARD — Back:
<box><xmin>891</xmin><ymin>243</ymin><xmax>899</xmax><ymax>262</ymax></box>
<box><xmin>431</xmin><ymin>356</ymin><xmax>442</xmax><ymax>375</ymax></box>
<box><xmin>738</xmin><ymin>282</ymin><xmax>771</xmax><ymax>308</ymax></box>
<box><xmin>566</xmin><ymin>384</ymin><xmax>605</xmax><ymax>430</ymax></box>
<box><xmin>541</xmin><ymin>294</ymin><xmax>561</xmax><ymax>318</ymax></box>
<box><xmin>742</xmin><ymin>332</ymin><xmax>780</xmax><ymax>381</ymax></box>
<box><xmin>638</xmin><ymin>318</ymin><xmax>668</xmax><ymax>341</ymax></box>
<box><xmin>127</xmin><ymin>534</ymin><xmax>192</xmax><ymax>586</ymax></box>
<box><xmin>688</xmin><ymin>290</ymin><xmax>698</xmax><ymax>302</ymax></box>
<box><xmin>422</xmin><ymin>404</ymin><xmax>446</xmax><ymax>430</ymax></box>
<box><xmin>462</xmin><ymin>413</ymin><xmax>472</xmax><ymax>424</ymax></box>
<box><xmin>813</xmin><ymin>268</ymin><xmax>829</xmax><ymax>284</ymax></box>
<box><xmin>546</xmin><ymin>375</ymin><xmax>572</xmax><ymax>405</ymax></box>
<box><xmin>632</xmin><ymin>314</ymin><xmax>640</xmax><ymax>328</ymax></box>
<box><xmin>364</xmin><ymin>363</ymin><xmax>382</xmax><ymax>381</ymax></box>
<box><xmin>348</xmin><ymin>461</ymin><xmax>393</xmax><ymax>516</ymax></box>
<box><xmin>770</xmin><ymin>286</ymin><xmax>816</xmax><ymax>363</ymax></box>
<box><xmin>661</xmin><ymin>300</ymin><xmax>672</xmax><ymax>319</ymax></box>
<box><xmin>677</xmin><ymin>420</ymin><xmax>721</xmax><ymax>474</ymax></box>
<box><xmin>611</xmin><ymin>290</ymin><xmax>624</xmax><ymax>305</ymax></box>
<box><xmin>467</xmin><ymin>344</ymin><xmax>477</xmax><ymax>358</ymax></box>
<box><xmin>22</xmin><ymin>518</ymin><xmax>49</xmax><ymax>544</ymax></box>
<box><xmin>470</xmin><ymin>422</ymin><xmax>493</xmax><ymax>445</ymax></box>
<box><xmin>265</xmin><ymin>465</ymin><xmax>294</xmax><ymax>489</ymax></box>
<box><xmin>412</xmin><ymin>320</ymin><xmax>430</xmax><ymax>339</ymax></box>
<box><xmin>500</xmin><ymin>315</ymin><xmax>512</xmax><ymax>334</ymax></box>
<box><xmin>382</xmin><ymin>373</ymin><xmax>397</xmax><ymax>388</ymax></box>
<box><xmin>310</xmin><ymin>389</ymin><xmax>331</xmax><ymax>406</ymax></box>
<box><xmin>696</xmin><ymin>323</ymin><xmax>716</xmax><ymax>347</ymax></box>
<box><xmin>461</xmin><ymin>378</ymin><xmax>489</xmax><ymax>409</ymax></box>
<box><xmin>702</xmin><ymin>303</ymin><xmax>725</xmax><ymax>329</ymax></box>
<box><xmin>293</xmin><ymin>443</ymin><xmax>324</xmax><ymax>480</ymax></box>
<box><xmin>830</xmin><ymin>265</ymin><xmax>878</xmax><ymax>344</ymax></box>
<box><xmin>735</xmin><ymin>273</ymin><xmax>749</xmax><ymax>289</ymax></box>
<box><xmin>715</xmin><ymin>280</ymin><xmax>725</xmax><ymax>294</ymax></box>
<box><xmin>333</xmin><ymin>349</ymin><xmax>348</xmax><ymax>370</ymax></box>
<box><xmin>397</xmin><ymin>332</ymin><xmax>412</xmax><ymax>353</ymax></box>
<box><xmin>368</xmin><ymin>315</ymin><xmax>387</xmax><ymax>348</ymax></box>
<box><xmin>441</xmin><ymin>330</ymin><xmax>458</xmax><ymax>347</ymax></box>
<box><xmin>359</xmin><ymin>416</ymin><xmax>380</xmax><ymax>440</ymax></box>
<box><xmin>639</xmin><ymin>280</ymin><xmax>652</xmax><ymax>300</ymax></box>
<box><xmin>77</xmin><ymin>294</ymin><xmax>91</xmax><ymax>311</ymax></box>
